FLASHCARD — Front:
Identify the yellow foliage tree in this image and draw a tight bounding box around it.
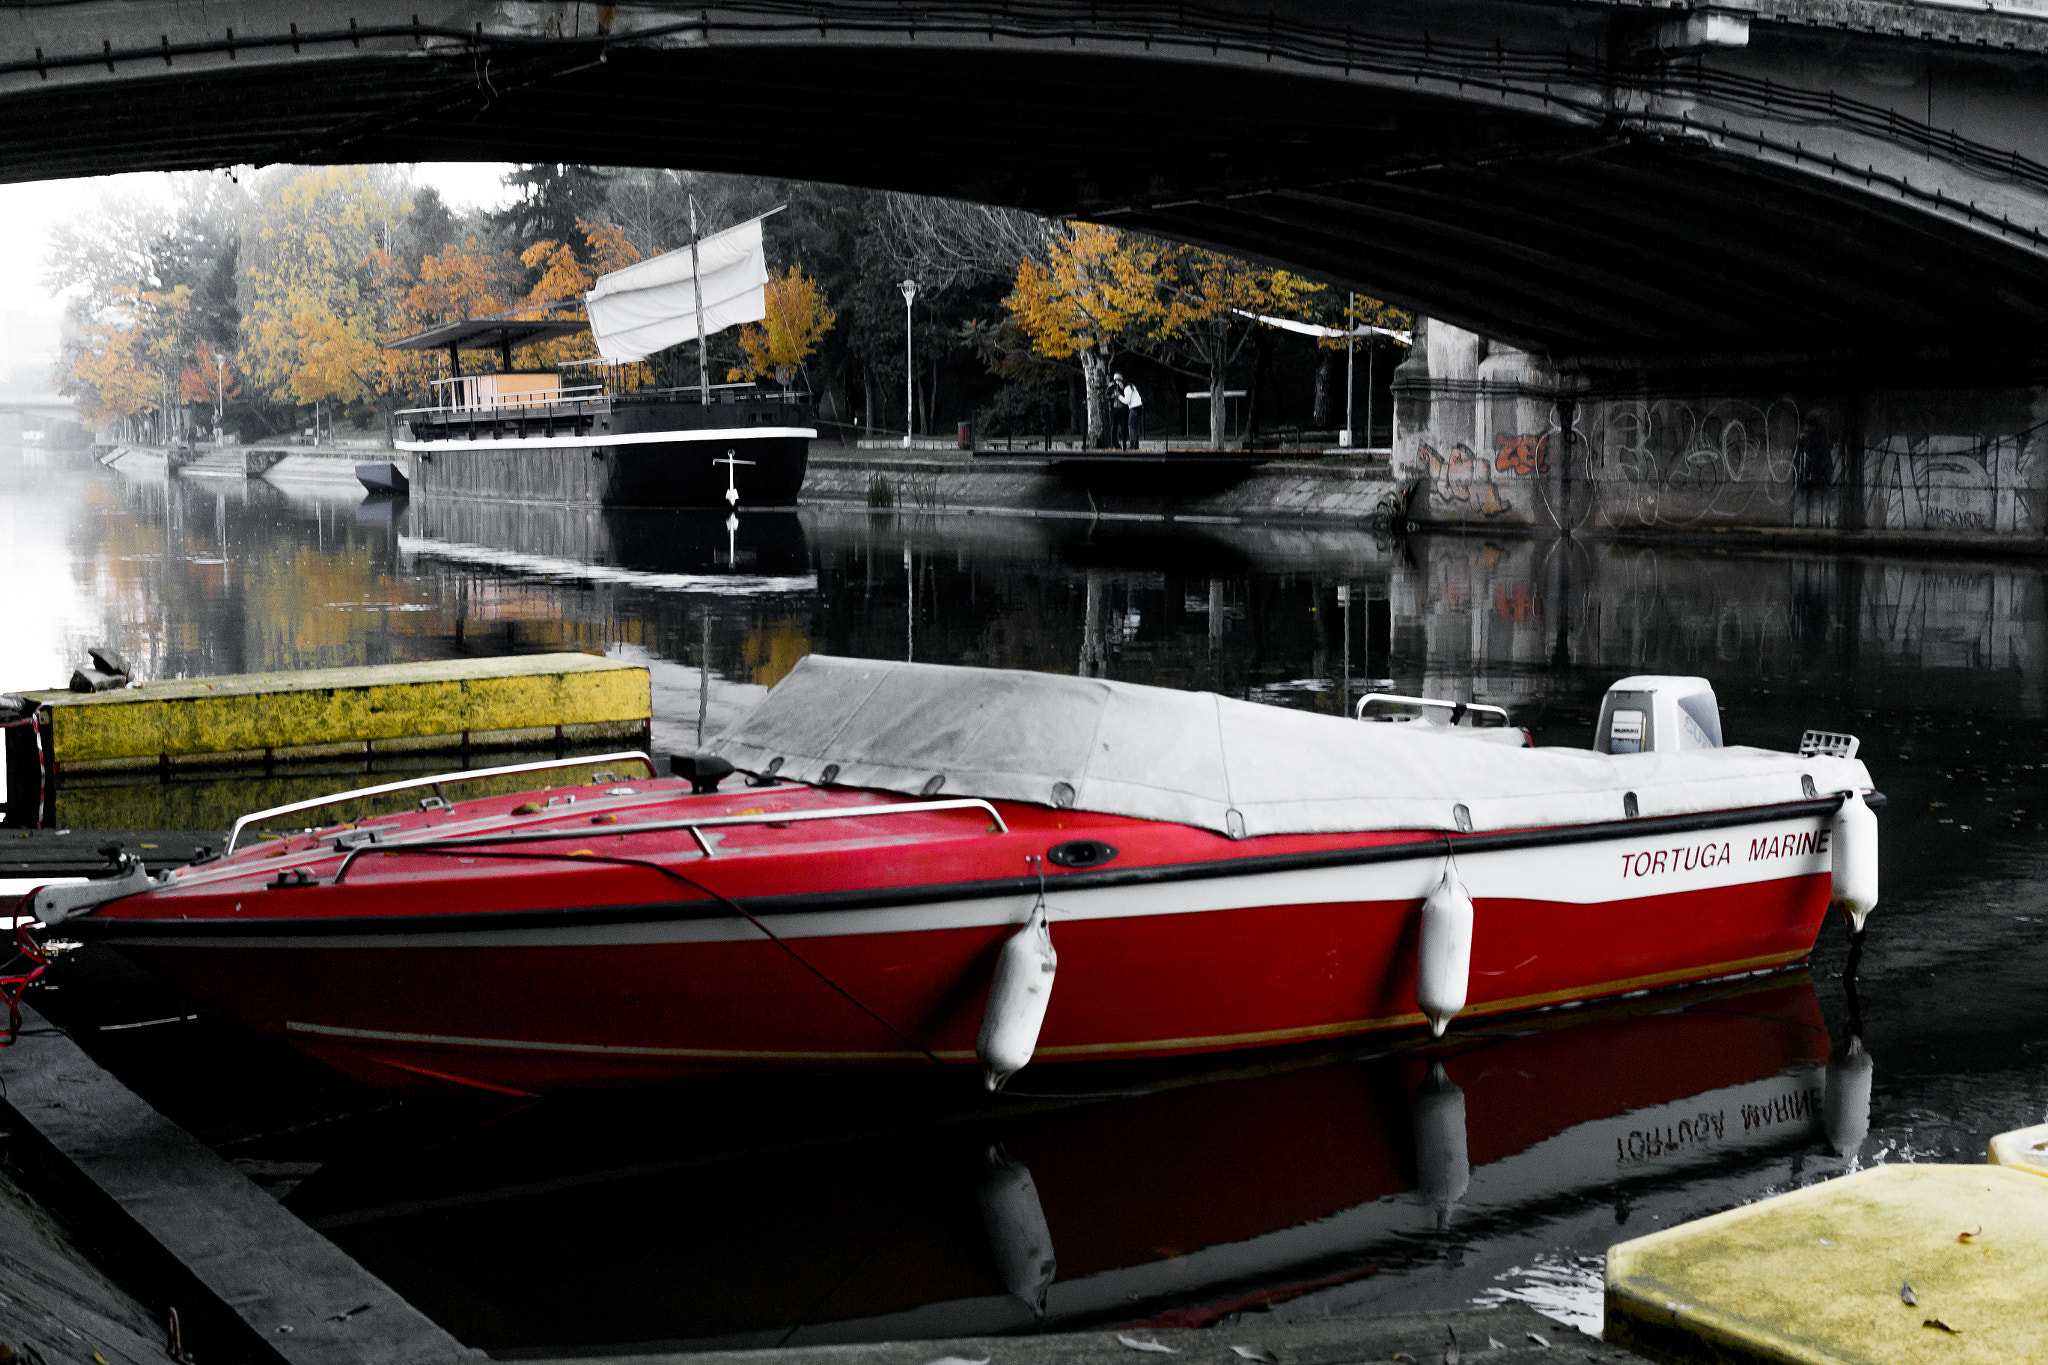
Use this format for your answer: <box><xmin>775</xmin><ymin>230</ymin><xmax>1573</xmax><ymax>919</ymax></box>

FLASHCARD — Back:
<box><xmin>64</xmin><ymin>285</ymin><xmax>196</xmax><ymax>433</ymax></box>
<box><xmin>1003</xmin><ymin>223</ymin><xmax>1160</xmax><ymax>444</ymax></box>
<box><xmin>371</xmin><ymin>236</ymin><xmax>524</xmax><ymax>403</ymax></box>
<box><xmin>179</xmin><ymin>341</ymin><xmax>240</xmax><ymax>409</ymax></box>
<box><xmin>490</xmin><ymin>221</ymin><xmax>660</xmax><ymax>385</ymax></box>
<box><xmin>729</xmin><ymin>267</ymin><xmax>836</xmax><ymax>386</ymax></box>
<box><xmin>239</xmin><ymin>167</ymin><xmax>407</xmax><ymax>411</ymax></box>
<box><xmin>1006</xmin><ymin>222</ymin><xmax>1336</xmax><ymax>448</ymax></box>
<box><xmin>292</xmin><ymin>314</ymin><xmax>385</xmax><ymax>405</ymax></box>
<box><xmin>1143</xmin><ymin>242</ymin><xmax>1327</xmax><ymax>448</ymax></box>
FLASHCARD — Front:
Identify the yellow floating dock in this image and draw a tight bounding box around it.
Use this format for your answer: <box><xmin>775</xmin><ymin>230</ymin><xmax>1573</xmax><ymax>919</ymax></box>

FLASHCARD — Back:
<box><xmin>1606</xmin><ymin>1162</ymin><xmax>2048</xmax><ymax>1363</ymax></box>
<box><xmin>24</xmin><ymin>654</ymin><xmax>649</xmax><ymax>773</ymax></box>
<box><xmin>1986</xmin><ymin>1121</ymin><xmax>2048</xmax><ymax>1178</ymax></box>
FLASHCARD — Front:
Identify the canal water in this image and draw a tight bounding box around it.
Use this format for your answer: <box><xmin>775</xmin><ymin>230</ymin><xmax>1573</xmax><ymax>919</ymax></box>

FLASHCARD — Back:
<box><xmin>5</xmin><ymin>445</ymin><xmax>2046</xmax><ymax>1354</ymax></box>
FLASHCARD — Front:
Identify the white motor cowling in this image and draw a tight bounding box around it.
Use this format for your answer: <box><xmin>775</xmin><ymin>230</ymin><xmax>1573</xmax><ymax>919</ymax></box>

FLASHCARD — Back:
<box><xmin>977</xmin><ymin>900</ymin><xmax>1057</xmax><ymax>1091</ymax></box>
<box><xmin>1416</xmin><ymin>865</ymin><xmax>1474</xmax><ymax>1037</ymax></box>
<box><xmin>1594</xmin><ymin>675</ymin><xmax>1722</xmax><ymax>754</ymax></box>
<box><xmin>1831</xmin><ymin>790</ymin><xmax>1879</xmax><ymax>934</ymax></box>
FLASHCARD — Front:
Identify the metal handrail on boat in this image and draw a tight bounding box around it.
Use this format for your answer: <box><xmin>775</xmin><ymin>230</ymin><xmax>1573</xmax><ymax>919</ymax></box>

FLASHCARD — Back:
<box><xmin>325</xmin><ymin>797</ymin><xmax>1012</xmax><ymax>883</ymax></box>
<box><xmin>399</xmin><ymin>378</ymin><xmax>608</xmax><ymax>418</ymax></box>
<box><xmin>1356</xmin><ymin>693</ymin><xmax>1512</xmax><ymax>726</ymax></box>
<box><xmin>224</xmin><ymin>751</ymin><xmax>661</xmax><ymax>855</ymax></box>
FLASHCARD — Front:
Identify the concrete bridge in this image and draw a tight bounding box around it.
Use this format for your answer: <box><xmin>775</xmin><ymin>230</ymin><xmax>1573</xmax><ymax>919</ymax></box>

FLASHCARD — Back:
<box><xmin>5</xmin><ymin>0</ymin><xmax>2048</xmax><ymax>372</ymax></box>
<box><xmin>0</xmin><ymin>392</ymin><xmax>76</xmax><ymax>421</ymax></box>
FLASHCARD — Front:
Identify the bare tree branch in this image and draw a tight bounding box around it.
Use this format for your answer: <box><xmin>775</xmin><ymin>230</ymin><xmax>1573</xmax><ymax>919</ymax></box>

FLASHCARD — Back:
<box><xmin>875</xmin><ymin>193</ymin><xmax>1060</xmax><ymax>293</ymax></box>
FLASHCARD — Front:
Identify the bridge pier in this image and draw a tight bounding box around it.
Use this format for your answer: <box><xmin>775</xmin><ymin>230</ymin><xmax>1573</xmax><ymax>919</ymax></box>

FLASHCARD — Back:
<box><xmin>1394</xmin><ymin>319</ymin><xmax>2048</xmax><ymax>549</ymax></box>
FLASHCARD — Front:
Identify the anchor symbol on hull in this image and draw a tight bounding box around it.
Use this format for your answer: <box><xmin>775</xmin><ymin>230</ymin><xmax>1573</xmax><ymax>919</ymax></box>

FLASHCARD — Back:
<box><xmin>713</xmin><ymin>446</ymin><xmax>756</xmax><ymax>508</ymax></box>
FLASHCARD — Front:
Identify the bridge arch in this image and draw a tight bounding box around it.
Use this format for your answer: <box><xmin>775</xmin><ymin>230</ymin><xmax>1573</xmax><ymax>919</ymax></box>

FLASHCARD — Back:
<box><xmin>8</xmin><ymin>0</ymin><xmax>2048</xmax><ymax>364</ymax></box>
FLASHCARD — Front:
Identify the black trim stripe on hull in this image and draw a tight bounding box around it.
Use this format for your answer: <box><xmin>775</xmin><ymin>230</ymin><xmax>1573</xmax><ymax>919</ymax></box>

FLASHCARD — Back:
<box><xmin>70</xmin><ymin>795</ymin><xmax>1859</xmax><ymax>942</ymax></box>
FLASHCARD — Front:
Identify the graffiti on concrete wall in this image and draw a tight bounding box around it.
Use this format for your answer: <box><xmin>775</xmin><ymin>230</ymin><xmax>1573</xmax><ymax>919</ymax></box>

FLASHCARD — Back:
<box><xmin>1402</xmin><ymin>380</ymin><xmax>2048</xmax><ymax>541</ymax></box>
<box><xmin>1868</xmin><ymin>434</ymin><xmax>2034</xmax><ymax>534</ymax></box>
<box><xmin>1493</xmin><ymin>433</ymin><xmax>1551</xmax><ymax>476</ymax></box>
<box><xmin>1585</xmin><ymin>398</ymin><xmax>1803</xmax><ymax>530</ymax></box>
<box><xmin>1414</xmin><ymin>433</ymin><xmax>1555</xmax><ymax>520</ymax></box>
<box><xmin>1415</xmin><ymin>441</ymin><xmax>1514</xmax><ymax>517</ymax></box>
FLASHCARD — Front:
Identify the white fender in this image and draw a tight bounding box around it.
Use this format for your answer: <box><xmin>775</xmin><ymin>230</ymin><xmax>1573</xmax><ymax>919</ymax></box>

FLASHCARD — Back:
<box><xmin>1413</xmin><ymin>1062</ymin><xmax>1470</xmax><ymax>1230</ymax></box>
<box><xmin>975</xmin><ymin>1144</ymin><xmax>1056</xmax><ymax>1317</ymax></box>
<box><xmin>1822</xmin><ymin>1034</ymin><xmax>1873</xmax><ymax>1160</ymax></box>
<box><xmin>977</xmin><ymin>900</ymin><xmax>1056</xmax><ymax>1091</ymax></box>
<box><xmin>1830</xmin><ymin>791</ymin><xmax>1879</xmax><ymax>933</ymax></box>
<box><xmin>1416</xmin><ymin>864</ymin><xmax>1474</xmax><ymax>1037</ymax></box>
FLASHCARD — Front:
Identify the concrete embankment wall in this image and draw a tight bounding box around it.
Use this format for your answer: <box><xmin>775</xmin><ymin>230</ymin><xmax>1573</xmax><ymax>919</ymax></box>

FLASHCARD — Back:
<box><xmin>100</xmin><ymin>446</ymin><xmax>399</xmax><ymax>484</ymax></box>
<box><xmin>801</xmin><ymin>455</ymin><xmax>1397</xmax><ymax>524</ymax></box>
<box><xmin>1395</xmin><ymin>320</ymin><xmax>2048</xmax><ymax>551</ymax></box>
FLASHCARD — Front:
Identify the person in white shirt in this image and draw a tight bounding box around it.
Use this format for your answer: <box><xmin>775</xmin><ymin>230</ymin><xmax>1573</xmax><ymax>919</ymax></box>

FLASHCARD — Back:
<box><xmin>1112</xmin><ymin>372</ymin><xmax>1143</xmax><ymax>450</ymax></box>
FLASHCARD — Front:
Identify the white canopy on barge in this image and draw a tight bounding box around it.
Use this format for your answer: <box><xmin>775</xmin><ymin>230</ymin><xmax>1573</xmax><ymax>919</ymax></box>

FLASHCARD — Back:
<box><xmin>709</xmin><ymin>657</ymin><xmax>1873</xmax><ymax>839</ymax></box>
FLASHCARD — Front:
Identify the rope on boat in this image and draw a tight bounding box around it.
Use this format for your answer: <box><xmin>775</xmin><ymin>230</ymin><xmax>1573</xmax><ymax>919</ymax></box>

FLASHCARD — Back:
<box><xmin>337</xmin><ymin>845</ymin><xmax>949</xmax><ymax>1067</ymax></box>
<box><xmin>1</xmin><ymin>893</ymin><xmax>53</xmax><ymax>1047</ymax></box>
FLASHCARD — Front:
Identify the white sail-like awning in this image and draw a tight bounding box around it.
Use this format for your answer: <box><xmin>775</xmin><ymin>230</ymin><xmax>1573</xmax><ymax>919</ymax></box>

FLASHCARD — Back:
<box><xmin>1229</xmin><ymin>309</ymin><xmax>1412</xmax><ymax>345</ymax></box>
<box><xmin>710</xmin><ymin>656</ymin><xmax>1872</xmax><ymax>839</ymax></box>
<box><xmin>584</xmin><ymin>215</ymin><xmax>771</xmax><ymax>363</ymax></box>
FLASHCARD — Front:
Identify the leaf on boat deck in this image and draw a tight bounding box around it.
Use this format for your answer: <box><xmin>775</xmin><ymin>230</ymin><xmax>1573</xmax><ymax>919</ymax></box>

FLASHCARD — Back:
<box><xmin>1443</xmin><ymin>1324</ymin><xmax>1460</xmax><ymax>1365</ymax></box>
<box><xmin>1116</xmin><ymin>1335</ymin><xmax>1179</xmax><ymax>1354</ymax></box>
<box><xmin>1487</xmin><ymin>1341</ymin><xmax>1506</xmax><ymax>1352</ymax></box>
<box><xmin>1525</xmin><ymin>1332</ymin><xmax>1550</xmax><ymax>1347</ymax></box>
<box><xmin>1900</xmin><ymin>1281</ymin><xmax>1918</xmax><ymax>1306</ymax></box>
<box><xmin>1957</xmin><ymin>1226</ymin><xmax>1981</xmax><ymax>1243</ymax></box>
<box><xmin>1228</xmin><ymin>1348</ymin><xmax>1277</xmax><ymax>1362</ymax></box>
<box><xmin>1924</xmin><ymin>1318</ymin><xmax>1961</xmax><ymax>1334</ymax></box>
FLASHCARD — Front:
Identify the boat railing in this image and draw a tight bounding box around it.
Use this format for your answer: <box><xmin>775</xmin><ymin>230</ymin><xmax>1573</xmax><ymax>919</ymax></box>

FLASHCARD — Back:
<box><xmin>1356</xmin><ymin>693</ymin><xmax>1512</xmax><ymax>727</ymax></box>
<box><xmin>397</xmin><ymin>378</ymin><xmax>804</xmax><ymax>420</ymax></box>
<box><xmin>224</xmin><ymin>751</ymin><xmax>661</xmax><ymax>855</ymax></box>
<box><xmin>326</xmin><ymin>797</ymin><xmax>1012</xmax><ymax>881</ymax></box>
<box><xmin>398</xmin><ymin>376</ymin><xmax>609</xmax><ymax>418</ymax></box>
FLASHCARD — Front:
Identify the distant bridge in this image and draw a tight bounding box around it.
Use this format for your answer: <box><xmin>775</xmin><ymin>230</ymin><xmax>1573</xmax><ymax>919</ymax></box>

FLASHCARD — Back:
<box><xmin>0</xmin><ymin>392</ymin><xmax>76</xmax><ymax>421</ymax></box>
<box><xmin>7</xmin><ymin>0</ymin><xmax>2048</xmax><ymax>370</ymax></box>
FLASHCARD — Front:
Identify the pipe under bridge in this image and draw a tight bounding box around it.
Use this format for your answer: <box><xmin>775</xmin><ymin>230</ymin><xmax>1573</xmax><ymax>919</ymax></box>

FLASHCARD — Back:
<box><xmin>8</xmin><ymin>0</ymin><xmax>2048</xmax><ymax>373</ymax></box>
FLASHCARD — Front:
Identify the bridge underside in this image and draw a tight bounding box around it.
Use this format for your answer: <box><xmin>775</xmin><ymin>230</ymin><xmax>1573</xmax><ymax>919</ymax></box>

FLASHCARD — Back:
<box><xmin>9</xmin><ymin>1</ymin><xmax>2048</xmax><ymax>377</ymax></box>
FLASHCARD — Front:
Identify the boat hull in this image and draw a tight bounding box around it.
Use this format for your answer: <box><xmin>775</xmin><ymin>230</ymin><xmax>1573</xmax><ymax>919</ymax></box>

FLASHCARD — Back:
<box><xmin>91</xmin><ymin>803</ymin><xmax>1839</xmax><ymax>1094</ymax></box>
<box><xmin>405</xmin><ymin>431</ymin><xmax>809</xmax><ymax>509</ymax></box>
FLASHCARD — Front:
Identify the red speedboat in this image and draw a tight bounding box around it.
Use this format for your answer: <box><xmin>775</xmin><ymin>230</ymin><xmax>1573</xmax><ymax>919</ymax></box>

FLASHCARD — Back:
<box><xmin>28</xmin><ymin>658</ymin><xmax>1879</xmax><ymax>1095</ymax></box>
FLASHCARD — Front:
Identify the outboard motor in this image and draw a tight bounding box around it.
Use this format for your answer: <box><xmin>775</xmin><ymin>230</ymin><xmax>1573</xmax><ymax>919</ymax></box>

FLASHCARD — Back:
<box><xmin>1594</xmin><ymin>675</ymin><xmax>1723</xmax><ymax>754</ymax></box>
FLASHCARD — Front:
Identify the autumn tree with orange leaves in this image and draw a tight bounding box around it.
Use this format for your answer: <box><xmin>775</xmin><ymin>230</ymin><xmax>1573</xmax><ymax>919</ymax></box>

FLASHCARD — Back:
<box><xmin>1005</xmin><ymin>223</ymin><xmax>1332</xmax><ymax>448</ymax></box>
<box><xmin>729</xmin><ymin>267</ymin><xmax>836</xmax><ymax>388</ymax></box>
<box><xmin>239</xmin><ymin>167</ymin><xmax>407</xmax><ymax>414</ymax></box>
<box><xmin>1002</xmin><ymin>223</ymin><xmax>1160</xmax><ymax>446</ymax></box>
<box><xmin>64</xmin><ymin>285</ymin><xmax>199</xmax><ymax>433</ymax></box>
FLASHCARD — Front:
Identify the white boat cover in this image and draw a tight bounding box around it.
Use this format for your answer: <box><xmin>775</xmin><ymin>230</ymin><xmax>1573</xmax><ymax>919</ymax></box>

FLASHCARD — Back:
<box><xmin>584</xmin><ymin>216</ymin><xmax>769</xmax><ymax>363</ymax></box>
<box><xmin>710</xmin><ymin>657</ymin><xmax>1874</xmax><ymax>838</ymax></box>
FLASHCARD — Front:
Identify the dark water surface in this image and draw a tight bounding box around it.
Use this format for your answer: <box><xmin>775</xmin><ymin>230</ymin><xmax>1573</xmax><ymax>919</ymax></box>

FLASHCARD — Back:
<box><xmin>5</xmin><ymin>448</ymin><xmax>2046</xmax><ymax>1352</ymax></box>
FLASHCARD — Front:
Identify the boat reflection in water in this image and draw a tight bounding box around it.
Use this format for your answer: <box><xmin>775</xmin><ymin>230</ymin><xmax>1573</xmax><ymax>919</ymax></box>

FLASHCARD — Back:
<box><xmin>293</xmin><ymin>972</ymin><xmax>1855</xmax><ymax>1354</ymax></box>
<box><xmin>400</xmin><ymin>496</ymin><xmax>816</xmax><ymax>590</ymax></box>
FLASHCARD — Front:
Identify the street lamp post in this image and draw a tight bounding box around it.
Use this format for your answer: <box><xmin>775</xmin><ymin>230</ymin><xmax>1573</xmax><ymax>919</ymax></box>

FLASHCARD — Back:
<box><xmin>214</xmin><ymin>354</ymin><xmax>224</xmax><ymax>445</ymax></box>
<box><xmin>898</xmin><ymin>278</ymin><xmax>918</xmax><ymax>449</ymax></box>
<box><xmin>1341</xmin><ymin>291</ymin><xmax>1355</xmax><ymax>450</ymax></box>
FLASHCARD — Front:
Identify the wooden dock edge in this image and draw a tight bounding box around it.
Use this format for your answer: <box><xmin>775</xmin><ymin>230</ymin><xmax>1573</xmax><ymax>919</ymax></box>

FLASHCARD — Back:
<box><xmin>0</xmin><ymin>1001</ymin><xmax>480</xmax><ymax>1365</ymax></box>
<box><xmin>516</xmin><ymin>1306</ymin><xmax>1636</xmax><ymax>1365</ymax></box>
<box><xmin>21</xmin><ymin>653</ymin><xmax>650</xmax><ymax>770</ymax></box>
<box><xmin>0</xmin><ymin>993</ymin><xmax>1640</xmax><ymax>1365</ymax></box>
